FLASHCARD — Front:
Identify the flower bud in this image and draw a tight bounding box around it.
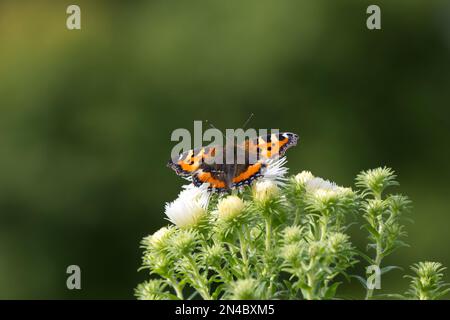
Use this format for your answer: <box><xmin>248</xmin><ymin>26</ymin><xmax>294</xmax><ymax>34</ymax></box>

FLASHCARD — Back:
<box><xmin>327</xmin><ymin>232</ymin><xmax>351</xmax><ymax>254</ymax></box>
<box><xmin>253</xmin><ymin>180</ymin><xmax>279</xmax><ymax>203</ymax></box>
<box><xmin>228</xmin><ymin>279</ymin><xmax>260</xmax><ymax>300</ymax></box>
<box><xmin>281</xmin><ymin>243</ymin><xmax>302</xmax><ymax>265</ymax></box>
<box><xmin>135</xmin><ymin>279</ymin><xmax>167</xmax><ymax>300</ymax></box>
<box><xmin>142</xmin><ymin>226</ymin><xmax>173</xmax><ymax>251</ymax></box>
<box><xmin>283</xmin><ymin>225</ymin><xmax>303</xmax><ymax>244</ymax></box>
<box><xmin>407</xmin><ymin>261</ymin><xmax>448</xmax><ymax>300</ymax></box>
<box><xmin>204</xmin><ymin>244</ymin><xmax>226</xmax><ymax>265</ymax></box>
<box><xmin>365</xmin><ymin>199</ymin><xmax>386</xmax><ymax>218</ymax></box>
<box><xmin>169</xmin><ymin>229</ymin><xmax>197</xmax><ymax>256</ymax></box>
<box><xmin>294</xmin><ymin>171</ymin><xmax>314</xmax><ymax>185</ymax></box>
<box><xmin>217</xmin><ymin>195</ymin><xmax>245</xmax><ymax>221</ymax></box>
<box><xmin>356</xmin><ymin>167</ymin><xmax>398</xmax><ymax>197</ymax></box>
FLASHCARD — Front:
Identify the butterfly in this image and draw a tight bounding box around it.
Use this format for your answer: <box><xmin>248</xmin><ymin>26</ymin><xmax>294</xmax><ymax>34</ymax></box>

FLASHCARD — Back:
<box><xmin>167</xmin><ymin>132</ymin><xmax>299</xmax><ymax>193</ymax></box>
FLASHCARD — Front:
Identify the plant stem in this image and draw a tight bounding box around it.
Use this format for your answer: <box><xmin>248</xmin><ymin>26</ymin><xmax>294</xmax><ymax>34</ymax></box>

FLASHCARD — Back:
<box><xmin>264</xmin><ymin>217</ymin><xmax>276</xmax><ymax>298</ymax></box>
<box><xmin>306</xmin><ymin>274</ymin><xmax>316</xmax><ymax>300</ymax></box>
<box><xmin>320</xmin><ymin>214</ymin><xmax>329</xmax><ymax>241</ymax></box>
<box><xmin>187</xmin><ymin>256</ymin><xmax>212</xmax><ymax>300</ymax></box>
<box><xmin>303</xmin><ymin>259</ymin><xmax>319</xmax><ymax>300</ymax></box>
<box><xmin>293</xmin><ymin>207</ymin><xmax>300</xmax><ymax>225</ymax></box>
<box><xmin>239</xmin><ymin>226</ymin><xmax>250</xmax><ymax>277</ymax></box>
<box><xmin>214</xmin><ymin>265</ymin><xmax>233</xmax><ymax>283</ymax></box>
<box><xmin>265</xmin><ymin>218</ymin><xmax>272</xmax><ymax>252</ymax></box>
<box><xmin>365</xmin><ymin>191</ymin><xmax>383</xmax><ymax>300</ymax></box>
<box><xmin>365</xmin><ymin>239</ymin><xmax>382</xmax><ymax>300</ymax></box>
<box><xmin>168</xmin><ymin>277</ymin><xmax>184</xmax><ymax>299</ymax></box>
<box><xmin>366</xmin><ymin>216</ymin><xmax>383</xmax><ymax>300</ymax></box>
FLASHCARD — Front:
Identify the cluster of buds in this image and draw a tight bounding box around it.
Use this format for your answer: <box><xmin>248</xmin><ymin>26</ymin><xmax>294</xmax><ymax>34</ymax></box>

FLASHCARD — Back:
<box><xmin>405</xmin><ymin>262</ymin><xmax>450</xmax><ymax>300</ymax></box>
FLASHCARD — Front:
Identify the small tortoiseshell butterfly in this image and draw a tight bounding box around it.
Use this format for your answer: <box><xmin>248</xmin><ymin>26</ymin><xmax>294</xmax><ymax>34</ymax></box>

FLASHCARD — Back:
<box><xmin>168</xmin><ymin>132</ymin><xmax>299</xmax><ymax>193</ymax></box>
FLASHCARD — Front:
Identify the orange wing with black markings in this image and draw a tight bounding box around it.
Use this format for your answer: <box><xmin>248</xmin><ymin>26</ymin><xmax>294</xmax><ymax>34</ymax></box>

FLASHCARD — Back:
<box><xmin>192</xmin><ymin>169</ymin><xmax>228</xmax><ymax>191</ymax></box>
<box><xmin>167</xmin><ymin>146</ymin><xmax>217</xmax><ymax>176</ymax></box>
<box><xmin>231</xmin><ymin>162</ymin><xmax>265</xmax><ymax>188</ymax></box>
<box><xmin>245</xmin><ymin>132</ymin><xmax>298</xmax><ymax>162</ymax></box>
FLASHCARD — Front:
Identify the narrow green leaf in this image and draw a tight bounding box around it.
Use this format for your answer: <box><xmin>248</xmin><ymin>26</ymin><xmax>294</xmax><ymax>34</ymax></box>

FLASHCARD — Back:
<box><xmin>350</xmin><ymin>275</ymin><xmax>368</xmax><ymax>289</ymax></box>
<box><xmin>380</xmin><ymin>265</ymin><xmax>403</xmax><ymax>275</ymax></box>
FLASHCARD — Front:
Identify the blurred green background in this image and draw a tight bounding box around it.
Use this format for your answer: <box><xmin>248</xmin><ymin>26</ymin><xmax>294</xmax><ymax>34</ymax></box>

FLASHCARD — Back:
<box><xmin>0</xmin><ymin>0</ymin><xmax>449</xmax><ymax>299</ymax></box>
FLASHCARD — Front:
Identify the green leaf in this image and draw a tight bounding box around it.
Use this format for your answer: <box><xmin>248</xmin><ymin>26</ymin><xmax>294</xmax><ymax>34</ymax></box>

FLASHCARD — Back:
<box><xmin>165</xmin><ymin>293</ymin><xmax>182</xmax><ymax>300</ymax></box>
<box><xmin>350</xmin><ymin>275</ymin><xmax>368</xmax><ymax>289</ymax></box>
<box><xmin>297</xmin><ymin>282</ymin><xmax>312</xmax><ymax>291</ymax></box>
<box><xmin>355</xmin><ymin>249</ymin><xmax>375</xmax><ymax>265</ymax></box>
<box><xmin>380</xmin><ymin>265</ymin><xmax>403</xmax><ymax>275</ymax></box>
<box><xmin>362</xmin><ymin>224</ymin><xmax>380</xmax><ymax>240</ymax></box>
<box><xmin>324</xmin><ymin>282</ymin><xmax>341</xmax><ymax>299</ymax></box>
<box><xmin>435</xmin><ymin>288</ymin><xmax>450</xmax><ymax>299</ymax></box>
<box><xmin>375</xmin><ymin>293</ymin><xmax>406</xmax><ymax>300</ymax></box>
<box><xmin>212</xmin><ymin>284</ymin><xmax>226</xmax><ymax>299</ymax></box>
<box><xmin>187</xmin><ymin>291</ymin><xmax>199</xmax><ymax>300</ymax></box>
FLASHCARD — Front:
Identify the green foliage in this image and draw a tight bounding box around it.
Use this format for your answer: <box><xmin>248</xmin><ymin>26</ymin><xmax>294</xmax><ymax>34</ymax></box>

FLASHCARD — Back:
<box><xmin>136</xmin><ymin>167</ymin><xmax>449</xmax><ymax>300</ymax></box>
<box><xmin>404</xmin><ymin>262</ymin><xmax>450</xmax><ymax>300</ymax></box>
<box><xmin>356</xmin><ymin>168</ymin><xmax>412</xmax><ymax>299</ymax></box>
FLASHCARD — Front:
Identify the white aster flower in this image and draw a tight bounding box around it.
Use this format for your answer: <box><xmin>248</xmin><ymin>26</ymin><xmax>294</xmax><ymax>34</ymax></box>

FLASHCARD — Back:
<box><xmin>294</xmin><ymin>171</ymin><xmax>314</xmax><ymax>185</ymax></box>
<box><xmin>253</xmin><ymin>179</ymin><xmax>279</xmax><ymax>203</ymax></box>
<box><xmin>164</xmin><ymin>184</ymin><xmax>210</xmax><ymax>228</ymax></box>
<box><xmin>305</xmin><ymin>177</ymin><xmax>341</xmax><ymax>193</ymax></box>
<box><xmin>305</xmin><ymin>177</ymin><xmax>353</xmax><ymax>202</ymax></box>
<box><xmin>261</xmin><ymin>156</ymin><xmax>289</xmax><ymax>186</ymax></box>
<box><xmin>217</xmin><ymin>195</ymin><xmax>245</xmax><ymax>221</ymax></box>
<box><xmin>179</xmin><ymin>183</ymin><xmax>210</xmax><ymax>207</ymax></box>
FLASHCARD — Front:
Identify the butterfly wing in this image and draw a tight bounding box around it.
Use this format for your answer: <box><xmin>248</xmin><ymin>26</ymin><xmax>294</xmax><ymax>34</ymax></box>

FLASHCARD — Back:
<box><xmin>168</xmin><ymin>146</ymin><xmax>230</xmax><ymax>192</ymax></box>
<box><xmin>167</xmin><ymin>146</ymin><xmax>215</xmax><ymax>177</ymax></box>
<box><xmin>231</xmin><ymin>162</ymin><xmax>265</xmax><ymax>188</ymax></box>
<box><xmin>247</xmin><ymin>132</ymin><xmax>299</xmax><ymax>161</ymax></box>
<box><xmin>191</xmin><ymin>165</ymin><xmax>229</xmax><ymax>192</ymax></box>
<box><xmin>231</xmin><ymin>132</ymin><xmax>298</xmax><ymax>187</ymax></box>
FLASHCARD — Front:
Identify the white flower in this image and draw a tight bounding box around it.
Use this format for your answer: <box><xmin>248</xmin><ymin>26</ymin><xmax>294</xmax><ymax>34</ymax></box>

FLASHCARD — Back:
<box><xmin>305</xmin><ymin>177</ymin><xmax>353</xmax><ymax>201</ymax></box>
<box><xmin>179</xmin><ymin>183</ymin><xmax>210</xmax><ymax>207</ymax></box>
<box><xmin>217</xmin><ymin>195</ymin><xmax>245</xmax><ymax>221</ymax></box>
<box><xmin>253</xmin><ymin>179</ymin><xmax>279</xmax><ymax>203</ymax></box>
<box><xmin>294</xmin><ymin>171</ymin><xmax>314</xmax><ymax>185</ymax></box>
<box><xmin>261</xmin><ymin>157</ymin><xmax>289</xmax><ymax>186</ymax></box>
<box><xmin>305</xmin><ymin>177</ymin><xmax>341</xmax><ymax>193</ymax></box>
<box><xmin>164</xmin><ymin>184</ymin><xmax>210</xmax><ymax>228</ymax></box>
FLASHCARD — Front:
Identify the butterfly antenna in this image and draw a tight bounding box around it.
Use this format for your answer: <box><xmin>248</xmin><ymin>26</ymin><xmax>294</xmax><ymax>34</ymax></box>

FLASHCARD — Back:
<box><xmin>241</xmin><ymin>113</ymin><xmax>254</xmax><ymax>129</ymax></box>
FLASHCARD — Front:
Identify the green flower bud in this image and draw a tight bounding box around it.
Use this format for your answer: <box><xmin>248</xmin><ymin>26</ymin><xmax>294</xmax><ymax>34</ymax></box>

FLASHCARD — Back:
<box><xmin>203</xmin><ymin>244</ymin><xmax>226</xmax><ymax>265</ymax></box>
<box><xmin>228</xmin><ymin>278</ymin><xmax>261</xmax><ymax>300</ymax></box>
<box><xmin>327</xmin><ymin>232</ymin><xmax>351</xmax><ymax>254</ymax></box>
<box><xmin>283</xmin><ymin>225</ymin><xmax>303</xmax><ymax>244</ymax></box>
<box><xmin>281</xmin><ymin>243</ymin><xmax>302</xmax><ymax>265</ymax></box>
<box><xmin>308</xmin><ymin>241</ymin><xmax>325</xmax><ymax>259</ymax></box>
<box><xmin>134</xmin><ymin>279</ymin><xmax>168</xmax><ymax>300</ymax></box>
<box><xmin>356</xmin><ymin>167</ymin><xmax>398</xmax><ymax>197</ymax></box>
<box><xmin>365</xmin><ymin>199</ymin><xmax>386</xmax><ymax>218</ymax></box>
<box><xmin>406</xmin><ymin>261</ymin><xmax>450</xmax><ymax>300</ymax></box>
<box><xmin>142</xmin><ymin>226</ymin><xmax>174</xmax><ymax>251</ymax></box>
<box><xmin>386</xmin><ymin>194</ymin><xmax>411</xmax><ymax>217</ymax></box>
<box><xmin>169</xmin><ymin>229</ymin><xmax>197</xmax><ymax>256</ymax></box>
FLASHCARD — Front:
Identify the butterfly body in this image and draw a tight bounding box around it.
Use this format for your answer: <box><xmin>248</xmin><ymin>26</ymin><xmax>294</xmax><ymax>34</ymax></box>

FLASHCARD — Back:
<box><xmin>168</xmin><ymin>132</ymin><xmax>298</xmax><ymax>193</ymax></box>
